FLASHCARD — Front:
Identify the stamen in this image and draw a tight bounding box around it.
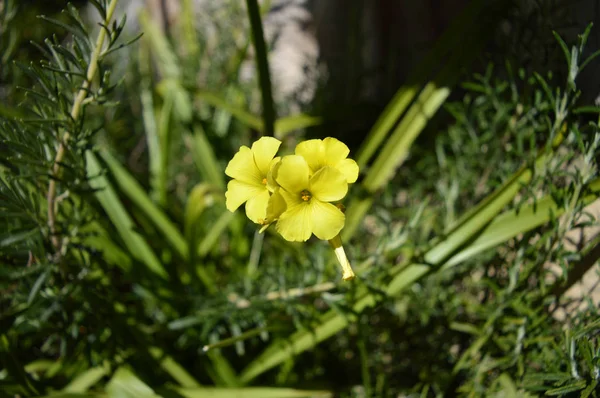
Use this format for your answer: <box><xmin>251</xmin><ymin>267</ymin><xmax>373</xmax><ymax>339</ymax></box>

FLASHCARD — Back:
<box><xmin>261</xmin><ymin>177</ymin><xmax>267</xmax><ymax>185</ymax></box>
<box><xmin>300</xmin><ymin>189</ymin><xmax>312</xmax><ymax>201</ymax></box>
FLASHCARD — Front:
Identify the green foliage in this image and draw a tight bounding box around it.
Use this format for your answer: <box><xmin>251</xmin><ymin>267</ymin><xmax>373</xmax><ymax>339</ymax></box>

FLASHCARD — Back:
<box><xmin>1</xmin><ymin>1</ymin><xmax>600</xmax><ymax>397</ymax></box>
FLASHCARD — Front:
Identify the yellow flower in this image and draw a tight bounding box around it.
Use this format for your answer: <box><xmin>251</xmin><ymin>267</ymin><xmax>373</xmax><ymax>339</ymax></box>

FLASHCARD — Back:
<box><xmin>272</xmin><ymin>155</ymin><xmax>347</xmax><ymax>242</ymax></box>
<box><xmin>295</xmin><ymin>137</ymin><xmax>359</xmax><ymax>183</ymax></box>
<box><xmin>225</xmin><ymin>136</ymin><xmax>281</xmax><ymax>224</ymax></box>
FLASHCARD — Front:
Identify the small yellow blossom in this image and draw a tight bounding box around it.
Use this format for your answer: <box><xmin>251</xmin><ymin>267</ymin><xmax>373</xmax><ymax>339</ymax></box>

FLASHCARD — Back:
<box><xmin>224</xmin><ymin>136</ymin><xmax>359</xmax><ymax>281</ymax></box>
<box><xmin>272</xmin><ymin>155</ymin><xmax>347</xmax><ymax>242</ymax></box>
<box><xmin>295</xmin><ymin>137</ymin><xmax>359</xmax><ymax>183</ymax></box>
<box><xmin>225</xmin><ymin>137</ymin><xmax>281</xmax><ymax>224</ymax></box>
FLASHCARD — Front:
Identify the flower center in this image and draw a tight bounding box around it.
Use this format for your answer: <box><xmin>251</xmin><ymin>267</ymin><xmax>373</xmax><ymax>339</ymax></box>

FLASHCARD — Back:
<box><xmin>300</xmin><ymin>189</ymin><xmax>312</xmax><ymax>201</ymax></box>
<box><xmin>261</xmin><ymin>177</ymin><xmax>267</xmax><ymax>185</ymax></box>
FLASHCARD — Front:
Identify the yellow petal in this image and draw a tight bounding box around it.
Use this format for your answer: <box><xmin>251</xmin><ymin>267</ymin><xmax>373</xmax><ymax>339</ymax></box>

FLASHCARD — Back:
<box><xmin>336</xmin><ymin>158</ymin><xmax>359</xmax><ymax>183</ymax></box>
<box><xmin>275</xmin><ymin>202</ymin><xmax>312</xmax><ymax>242</ymax></box>
<box><xmin>279</xmin><ymin>187</ymin><xmax>304</xmax><ymax>207</ymax></box>
<box><xmin>245</xmin><ymin>189</ymin><xmax>270</xmax><ymax>224</ymax></box>
<box><xmin>225</xmin><ymin>146</ymin><xmax>262</xmax><ymax>184</ymax></box>
<box><xmin>265</xmin><ymin>189</ymin><xmax>287</xmax><ymax>222</ymax></box>
<box><xmin>310</xmin><ymin>200</ymin><xmax>345</xmax><ymax>240</ymax></box>
<box><xmin>309</xmin><ymin>166</ymin><xmax>348</xmax><ymax>202</ymax></box>
<box><xmin>266</xmin><ymin>157</ymin><xmax>281</xmax><ymax>192</ymax></box>
<box><xmin>251</xmin><ymin>136</ymin><xmax>281</xmax><ymax>175</ymax></box>
<box><xmin>275</xmin><ymin>155</ymin><xmax>310</xmax><ymax>194</ymax></box>
<box><xmin>295</xmin><ymin>139</ymin><xmax>325</xmax><ymax>172</ymax></box>
<box><xmin>323</xmin><ymin>137</ymin><xmax>350</xmax><ymax>165</ymax></box>
<box><xmin>225</xmin><ymin>179</ymin><xmax>264</xmax><ymax>212</ymax></box>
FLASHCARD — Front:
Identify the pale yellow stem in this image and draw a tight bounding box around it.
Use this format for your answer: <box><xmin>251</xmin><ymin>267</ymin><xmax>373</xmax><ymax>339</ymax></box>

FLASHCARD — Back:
<box><xmin>328</xmin><ymin>234</ymin><xmax>355</xmax><ymax>281</ymax></box>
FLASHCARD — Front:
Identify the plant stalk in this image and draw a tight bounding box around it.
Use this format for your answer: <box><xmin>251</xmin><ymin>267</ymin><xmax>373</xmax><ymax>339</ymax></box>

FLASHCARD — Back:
<box><xmin>47</xmin><ymin>0</ymin><xmax>119</xmax><ymax>251</ymax></box>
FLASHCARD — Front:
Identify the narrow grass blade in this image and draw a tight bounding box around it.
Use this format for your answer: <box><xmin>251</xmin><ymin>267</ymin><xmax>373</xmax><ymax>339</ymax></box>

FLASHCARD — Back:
<box><xmin>239</xmin><ymin>290</ymin><xmax>374</xmax><ymax>383</ymax></box>
<box><xmin>86</xmin><ymin>151</ymin><xmax>168</xmax><ymax>279</ymax></box>
<box><xmin>205</xmin><ymin>350</ymin><xmax>240</xmax><ymax>387</ymax></box>
<box><xmin>149</xmin><ymin>347</ymin><xmax>201</xmax><ymax>388</ymax></box>
<box><xmin>425</xmin><ymin>170</ymin><xmax>531</xmax><ymax>266</ymax></box>
<box><xmin>197</xmin><ymin>211</ymin><xmax>236</xmax><ymax>257</ymax></box>
<box><xmin>184</xmin><ymin>183</ymin><xmax>217</xmax><ymax>242</ymax></box>
<box><xmin>173</xmin><ymin>387</ymin><xmax>331</xmax><ymax>398</ymax></box>
<box><xmin>139</xmin><ymin>42</ymin><xmax>161</xmax><ymax>206</ymax></box>
<box><xmin>195</xmin><ymin>90</ymin><xmax>320</xmax><ymax>137</ymax></box>
<box><xmin>274</xmin><ymin>114</ymin><xmax>322</xmax><ymax>139</ymax></box>
<box><xmin>139</xmin><ymin>11</ymin><xmax>180</xmax><ymax>79</ymax></box>
<box><xmin>34</xmin><ymin>394</ymin><xmax>104</xmax><ymax>398</ymax></box>
<box><xmin>155</xmin><ymin>91</ymin><xmax>174</xmax><ymax>206</ymax></box>
<box><xmin>62</xmin><ymin>366</ymin><xmax>108</xmax><ymax>392</ymax></box>
<box><xmin>101</xmin><ymin>150</ymin><xmax>188</xmax><ymax>259</ymax></box>
<box><xmin>195</xmin><ymin>90</ymin><xmax>262</xmax><ymax>131</ymax></box>
<box><xmin>106</xmin><ymin>367</ymin><xmax>158</xmax><ymax>398</ymax></box>
<box><xmin>82</xmin><ymin>222</ymin><xmax>132</xmax><ymax>271</ymax></box>
<box><xmin>181</xmin><ymin>0</ymin><xmax>200</xmax><ymax>62</ymax></box>
<box><xmin>190</xmin><ymin>125</ymin><xmax>225</xmax><ymax>190</ymax></box>
<box><xmin>362</xmin><ymin>83</ymin><xmax>450</xmax><ymax>192</ymax></box>
<box><xmin>445</xmin><ymin>177</ymin><xmax>600</xmax><ymax>268</ymax></box>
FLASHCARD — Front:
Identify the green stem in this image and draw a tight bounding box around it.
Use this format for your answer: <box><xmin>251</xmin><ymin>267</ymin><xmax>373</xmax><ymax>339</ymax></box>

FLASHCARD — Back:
<box><xmin>245</xmin><ymin>0</ymin><xmax>275</xmax><ymax>136</ymax></box>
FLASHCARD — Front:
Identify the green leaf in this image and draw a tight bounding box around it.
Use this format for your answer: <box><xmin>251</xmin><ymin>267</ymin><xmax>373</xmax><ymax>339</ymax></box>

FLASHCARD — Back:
<box><xmin>195</xmin><ymin>89</ymin><xmax>320</xmax><ymax>137</ymax></box>
<box><xmin>184</xmin><ymin>184</ymin><xmax>217</xmax><ymax>239</ymax></box>
<box><xmin>139</xmin><ymin>12</ymin><xmax>180</xmax><ymax>80</ymax></box>
<box><xmin>148</xmin><ymin>347</ymin><xmax>201</xmax><ymax>388</ymax></box>
<box><xmin>86</xmin><ymin>151</ymin><xmax>168</xmax><ymax>279</ymax></box>
<box><xmin>81</xmin><ymin>222</ymin><xmax>133</xmax><ymax>271</ymax></box>
<box><xmin>139</xmin><ymin>42</ymin><xmax>161</xmax><ymax>208</ymax></box>
<box><xmin>62</xmin><ymin>366</ymin><xmax>108</xmax><ymax>393</ymax></box>
<box><xmin>552</xmin><ymin>31</ymin><xmax>572</xmax><ymax>71</ymax></box>
<box><xmin>101</xmin><ymin>151</ymin><xmax>188</xmax><ymax>260</ymax></box>
<box><xmin>444</xmin><ymin>177</ymin><xmax>600</xmax><ymax>268</ymax></box>
<box><xmin>190</xmin><ymin>125</ymin><xmax>225</xmax><ymax>190</ymax></box>
<box><xmin>35</xmin><ymin>394</ymin><xmax>105</xmax><ymax>398</ymax></box>
<box><xmin>573</xmin><ymin>106</ymin><xmax>600</xmax><ymax>114</ymax></box>
<box><xmin>195</xmin><ymin>90</ymin><xmax>262</xmax><ymax>131</ymax></box>
<box><xmin>274</xmin><ymin>114</ymin><xmax>322</xmax><ymax>138</ymax></box>
<box><xmin>579</xmin><ymin>48</ymin><xmax>600</xmax><ymax>72</ymax></box>
<box><xmin>0</xmin><ymin>228</ymin><xmax>39</xmax><ymax>248</ymax></box>
<box><xmin>27</xmin><ymin>268</ymin><xmax>50</xmax><ymax>305</ymax></box>
<box><xmin>106</xmin><ymin>368</ymin><xmax>160</xmax><ymax>398</ymax></box>
<box><xmin>197</xmin><ymin>211</ymin><xmax>236</xmax><ymax>257</ymax></box>
<box><xmin>154</xmin><ymin>89</ymin><xmax>174</xmax><ymax>207</ymax></box>
<box><xmin>157</xmin><ymin>78</ymin><xmax>192</xmax><ymax>123</ymax></box>
<box><xmin>545</xmin><ymin>380</ymin><xmax>587</xmax><ymax>396</ymax></box>
<box><xmin>581</xmin><ymin>380</ymin><xmax>598</xmax><ymax>398</ymax></box>
<box><xmin>204</xmin><ymin>350</ymin><xmax>240</xmax><ymax>387</ymax></box>
<box><xmin>172</xmin><ymin>387</ymin><xmax>331</xmax><ymax>398</ymax></box>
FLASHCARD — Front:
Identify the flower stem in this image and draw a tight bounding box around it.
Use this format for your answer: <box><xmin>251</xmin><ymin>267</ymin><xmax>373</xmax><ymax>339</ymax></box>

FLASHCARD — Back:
<box><xmin>328</xmin><ymin>234</ymin><xmax>355</xmax><ymax>281</ymax></box>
